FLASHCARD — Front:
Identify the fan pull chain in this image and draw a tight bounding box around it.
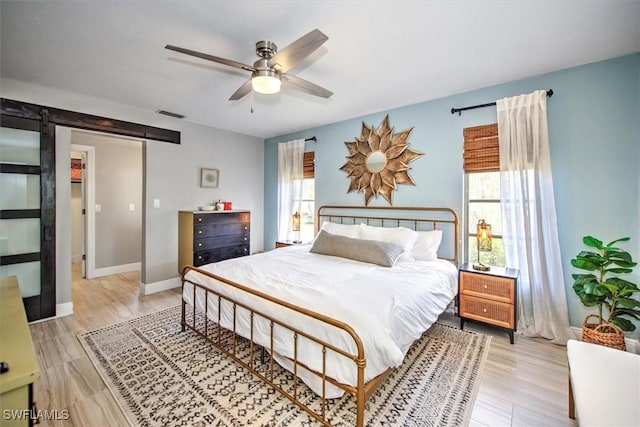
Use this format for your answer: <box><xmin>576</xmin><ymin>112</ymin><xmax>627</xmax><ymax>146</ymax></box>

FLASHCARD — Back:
<box><xmin>250</xmin><ymin>90</ymin><xmax>255</xmax><ymax>114</ymax></box>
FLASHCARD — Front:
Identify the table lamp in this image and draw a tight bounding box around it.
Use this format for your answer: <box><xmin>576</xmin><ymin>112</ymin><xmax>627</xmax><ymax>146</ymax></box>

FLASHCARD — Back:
<box><xmin>292</xmin><ymin>211</ymin><xmax>302</xmax><ymax>243</ymax></box>
<box><xmin>472</xmin><ymin>219</ymin><xmax>492</xmax><ymax>271</ymax></box>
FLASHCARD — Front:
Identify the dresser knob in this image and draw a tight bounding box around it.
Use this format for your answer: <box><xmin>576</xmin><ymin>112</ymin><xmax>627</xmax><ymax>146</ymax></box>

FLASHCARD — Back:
<box><xmin>198</xmin><ymin>230</ymin><xmax>202</xmax><ymax>234</ymax></box>
<box><xmin>198</xmin><ymin>243</ymin><xmax>202</xmax><ymax>247</ymax></box>
<box><xmin>198</xmin><ymin>256</ymin><xmax>202</xmax><ymax>260</ymax></box>
<box><xmin>244</xmin><ymin>237</ymin><xmax>247</xmax><ymax>241</ymax></box>
<box><xmin>198</xmin><ymin>218</ymin><xmax>202</xmax><ymax>222</ymax></box>
<box><xmin>244</xmin><ymin>248</ymin><xmax>248</xmax><ymax>252</ymax></box>
<box><xmin>244</xmin><ymin>226</ymin><xmax>248</xmax><ymax>230</ymax></box>
<box><xmin>484</xmin><ymin>285</ymin><xmax>488</xmax><ymax>289</ymax></box>
<box><xmin>483</xmin><ymin>308</ymin><xmax>487</xmax><ymax>313</ymax></box>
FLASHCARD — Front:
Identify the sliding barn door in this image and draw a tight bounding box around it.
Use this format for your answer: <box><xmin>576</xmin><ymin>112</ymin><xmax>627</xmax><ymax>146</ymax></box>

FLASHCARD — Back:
<box><xmin>0</xmin><ymin>112</ymin><xmax>56</xmax><ymax>321</ymax></box>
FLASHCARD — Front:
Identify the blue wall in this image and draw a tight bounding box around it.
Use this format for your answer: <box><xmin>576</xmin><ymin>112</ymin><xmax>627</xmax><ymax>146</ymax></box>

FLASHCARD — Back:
<box><xmin>264</xmin><ymin>53</ymin><xmax>640</xmax><ymax>337</ymax></box>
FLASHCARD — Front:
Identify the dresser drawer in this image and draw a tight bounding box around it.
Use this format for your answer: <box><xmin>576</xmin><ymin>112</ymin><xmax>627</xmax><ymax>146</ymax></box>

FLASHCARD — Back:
<box><xmin>194</xmin><ymin>245</ymin><xmax>250</xmax><ymax>266</ymax></box>
<box><xmin>194</xmin><ymin>212</ymin><xmax>250</xmax><ymax>225</ymax></box>
<box><xmin>195</xmin><ymin>222</ymin><xmax>250</xmax><ymax>238</ymax></box>
<box><xmin>194</xmin><ymin>233</ymin><xmax>249</xmax><ymax>251</ymax></box>
<box><xmin>459</xmin><ymin>271</ymin><xmax>514</xmax><ymax>304</ymax></box>
<box><xmin>459</xmin><ymin>294</ymin><xmax>515</xmax><ymax>329</ymax></box>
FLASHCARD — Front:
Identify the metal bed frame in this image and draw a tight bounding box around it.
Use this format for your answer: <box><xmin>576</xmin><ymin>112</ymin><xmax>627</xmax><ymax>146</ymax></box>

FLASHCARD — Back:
<box><xmin>181</xmin><ymin>206</ymin><xmax>459</xmax><ymax>426</ymax></box>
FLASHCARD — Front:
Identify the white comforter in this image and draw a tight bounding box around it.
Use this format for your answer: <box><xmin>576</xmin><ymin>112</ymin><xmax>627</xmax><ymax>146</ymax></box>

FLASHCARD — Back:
<box><xmin>182</xmin><ymin>243</ymin><xmax>457</xmax><ymax>397</ymax></box>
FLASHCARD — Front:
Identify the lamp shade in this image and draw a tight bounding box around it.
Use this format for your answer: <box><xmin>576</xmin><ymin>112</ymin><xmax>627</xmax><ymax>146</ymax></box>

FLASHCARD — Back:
<box><xmin>477</xmin><ymin>219</ymin><xmax>492</xmax><ymax>252</ymax></box>
<box><xmin>252</xmin><ymin>70</ymin><xmax>281</xmax><ymax>94</ymax></box>
<box><xmin>292</xmin><ymin>211</ymin><xmax>301</xmax><ymax>232</ymax></box>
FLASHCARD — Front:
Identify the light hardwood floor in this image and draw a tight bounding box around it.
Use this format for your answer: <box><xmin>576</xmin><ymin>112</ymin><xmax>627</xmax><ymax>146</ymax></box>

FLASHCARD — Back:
<box><xmin>28</xmin><ymin>264</ymin><xmax>577</xmax><ymax>426</ymax></box>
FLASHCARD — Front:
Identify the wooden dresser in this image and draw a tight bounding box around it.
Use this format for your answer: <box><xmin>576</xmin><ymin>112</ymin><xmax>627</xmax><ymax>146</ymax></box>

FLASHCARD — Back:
<box><xmin>178</xmin><ymin>210</ymin><xmax>250</xmax><ymax>272</ymax></box>
<box><xmin>0</xmin><ymin>276</ymin><xmax>40</xmax><ymax>426</ymax></box>
<box><xmin>458</xmin><ymin>263</ymin><xmax>519</xmax><ymax>344</ymax></box>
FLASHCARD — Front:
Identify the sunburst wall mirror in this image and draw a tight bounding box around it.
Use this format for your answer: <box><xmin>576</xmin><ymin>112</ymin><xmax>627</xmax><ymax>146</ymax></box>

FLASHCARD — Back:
<box><xmin>340</xmin><ymin>115</ymin><xmax>423</xmax><ymax>205</ymax></box>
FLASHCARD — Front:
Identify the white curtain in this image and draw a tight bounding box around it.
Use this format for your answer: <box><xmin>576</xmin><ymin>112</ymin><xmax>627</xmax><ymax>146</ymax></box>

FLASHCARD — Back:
<box><xmin>497</xmin><ymin>90</ymin><xmax>573</xmax><ymax>344</ymax></box>
<box><xmin>277</xmin><ymin>139</ymin><xmax>305</xmax><ymax>241</ymax></box>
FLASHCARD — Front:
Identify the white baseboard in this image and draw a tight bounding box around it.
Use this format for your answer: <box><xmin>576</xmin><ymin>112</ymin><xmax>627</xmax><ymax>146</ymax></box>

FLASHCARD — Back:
<box><xmin>139</xmin><ymin>276</ymin><xmax>181</xmax><ymax>295</ymax></box>
<box><xmin>93</xmin><ymin>262</ymin><xmax>141</xmax><ymax>278</ymax></box>
<box><xmin>56</xmin><ymin>302</ymin><xmax>74</xmax><ymax>317</ymax></box>
<box><xmin>571</xmin><ymin>326</ymin><xmax>639</xmax><ymax>354</ymax></box>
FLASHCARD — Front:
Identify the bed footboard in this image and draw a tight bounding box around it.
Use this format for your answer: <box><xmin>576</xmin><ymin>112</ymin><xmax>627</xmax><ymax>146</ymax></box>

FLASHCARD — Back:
<box><xmin>181</xmin><ymin>265</ymin><xmax>372</xmax><ymax>427</ymax></box>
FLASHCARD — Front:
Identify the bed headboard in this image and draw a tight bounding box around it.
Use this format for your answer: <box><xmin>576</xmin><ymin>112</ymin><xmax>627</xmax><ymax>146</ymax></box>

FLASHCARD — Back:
<box><xmin>316</xmin><ymin>205</ymin><xmax>460</xmax><ymax>266</ymax></box>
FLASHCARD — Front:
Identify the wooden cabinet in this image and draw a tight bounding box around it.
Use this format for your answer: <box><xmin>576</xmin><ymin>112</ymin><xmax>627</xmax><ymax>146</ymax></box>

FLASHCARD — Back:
<box><xmin>178</xmin><ymin>210</ymin><xmax>250</xmax><ymax>272</ymax></box>
<box><xmin>458</xmin><ymin>263</ymin><xmax>519</xmax><ymax>344</ymax></box>
<box><xmin>0</xmin><ymin>276</ymin><xmax>40</xmax><ymax>426</ymax></box>
<box><xmin>275</xmin><ymin>240</ymin><xmax>294</xmax><ymax>248</ymax></box>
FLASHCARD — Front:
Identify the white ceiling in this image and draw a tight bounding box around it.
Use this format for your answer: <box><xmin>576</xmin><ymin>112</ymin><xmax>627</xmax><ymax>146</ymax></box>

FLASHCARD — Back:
<box><xmin>1</xmin><ymin>1</ymin><xmax>638</xmax><ymax>139</ymax></box>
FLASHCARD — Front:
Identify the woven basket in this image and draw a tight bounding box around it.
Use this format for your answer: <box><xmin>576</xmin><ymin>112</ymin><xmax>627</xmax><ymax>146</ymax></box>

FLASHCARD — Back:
<box><xmin>581</xmin><ymin>314</ymin><xmax>626</xmax><ymax>351</ymax></box>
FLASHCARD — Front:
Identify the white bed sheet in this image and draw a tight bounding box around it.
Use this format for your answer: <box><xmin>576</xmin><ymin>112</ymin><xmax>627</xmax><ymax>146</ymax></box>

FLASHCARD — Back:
<box><xmin>182</xmin><ymin>243</ymin><xmax>457</xmax><ymax>398</ymax></box>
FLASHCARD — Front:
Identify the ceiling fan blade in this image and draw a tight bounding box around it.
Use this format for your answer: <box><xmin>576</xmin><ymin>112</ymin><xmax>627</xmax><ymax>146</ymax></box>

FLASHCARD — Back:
<box><xmin>229</xmin><ymin>79</ymin><xmax>253</xmax><ymax>101</ymax></box>
<box><xmin>267</xmin><ymin>29</ymin><xmax>328</xmax><ymax>73</ymax></box>
<box><xmin>165</xmin><ymin>44</ymin><xmax>256</xmax><ymax>72</ymax></box>
<box><xmin>282</xmin><ymin>74</ymin><xmax>333</xmax><ymax>98</ymax></box>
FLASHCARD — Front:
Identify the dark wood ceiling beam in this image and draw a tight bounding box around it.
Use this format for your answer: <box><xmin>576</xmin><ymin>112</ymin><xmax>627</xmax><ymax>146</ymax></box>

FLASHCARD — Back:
<box><xmin>1</xmin><ymin>98</ymin><xmax>180</xmax><ymax>144</ymax></box>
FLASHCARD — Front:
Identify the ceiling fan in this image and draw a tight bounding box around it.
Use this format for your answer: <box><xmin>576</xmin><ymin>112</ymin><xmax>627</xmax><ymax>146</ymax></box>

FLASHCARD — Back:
<box><xmin>165</xmin><ymin>29</ymin><xmax>333</xmax><ymax>101</ymax></box>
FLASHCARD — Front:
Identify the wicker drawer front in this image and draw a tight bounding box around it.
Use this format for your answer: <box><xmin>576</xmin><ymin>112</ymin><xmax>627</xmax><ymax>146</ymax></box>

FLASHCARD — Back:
<box><xmin>460</xmin><ymin>271</ymin><xmax>514</xmax><ymax>303</ymax></box>
<box><xmin>459</xmin><ymin>295</ymin><xmax>514</xmax><ymax>329</ymax></box>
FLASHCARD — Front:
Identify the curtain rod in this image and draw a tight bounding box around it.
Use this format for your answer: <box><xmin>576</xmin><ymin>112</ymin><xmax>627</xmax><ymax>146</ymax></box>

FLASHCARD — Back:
<box><xmin>450</xmin><ymin>89</ymin><xmax>554</xmax><ymax>116</ymax></box>
<box><xmin>305</xmin><ymin>136</ymin><xmax>317</xmax><ymax>143</ymax></box>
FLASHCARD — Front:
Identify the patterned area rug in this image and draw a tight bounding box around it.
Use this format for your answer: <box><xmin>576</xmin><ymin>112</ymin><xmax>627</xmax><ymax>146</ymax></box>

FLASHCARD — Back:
<box><xmin>78</xmin><ymin>305</ymin><xmax>490</xmax><ymax>427</ymax></box>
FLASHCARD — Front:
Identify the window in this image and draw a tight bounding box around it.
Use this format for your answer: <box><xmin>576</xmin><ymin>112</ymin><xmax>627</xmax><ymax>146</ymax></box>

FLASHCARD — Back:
<box><xmin>463</xmin><ymin>124</ymin><xmax>505</xmax><ymax>267</ymax></box>
<box><xmin>466</xmin><ymin>172</ymin><xmax>505</xmax><ymax>266</ymax></box>
<box><xmin>293</xmin><ymin>151</ymin><xmax>315</xmax><ymax>242</ymax></box>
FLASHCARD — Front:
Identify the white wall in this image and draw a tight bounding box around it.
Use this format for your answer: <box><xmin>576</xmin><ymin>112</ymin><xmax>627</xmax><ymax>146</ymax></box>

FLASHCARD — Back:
<box><xmin>2</xmin><ymin>78</ymin><xmax>264</xmax><ymax>305</ymax></box>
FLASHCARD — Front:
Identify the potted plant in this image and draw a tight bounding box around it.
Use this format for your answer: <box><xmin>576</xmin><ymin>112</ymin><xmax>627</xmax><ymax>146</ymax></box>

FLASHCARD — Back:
<box><xmin>571</xmin><ymin>236</ymin><xmax>640</xmax><ymax>350</ymax></box>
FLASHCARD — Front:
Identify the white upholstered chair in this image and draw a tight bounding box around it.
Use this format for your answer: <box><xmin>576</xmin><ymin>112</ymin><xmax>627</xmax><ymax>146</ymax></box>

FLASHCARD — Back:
<box><xmin>567</xmin><ymin>339</ymin><xmax>640</xmax><ymax>426</ymax></box>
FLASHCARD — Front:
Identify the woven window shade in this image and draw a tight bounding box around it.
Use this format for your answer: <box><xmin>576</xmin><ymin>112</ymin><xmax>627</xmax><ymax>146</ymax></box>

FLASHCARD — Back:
<box><xmin>463</xmin><ymin>124</ymin><xmax>499</xmax><ymax>173</ymax></box>
<box><xmin>303</xmin><ymin>151</ymin><xmax>315</xmax><ymax>179</ymax></box>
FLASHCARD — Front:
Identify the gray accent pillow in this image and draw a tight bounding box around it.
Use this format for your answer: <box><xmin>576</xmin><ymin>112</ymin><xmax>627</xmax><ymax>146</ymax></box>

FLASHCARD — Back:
<box><xmin>310</xmin><ymin>230</ymin><xmax>404</xmax><ymax>267</ymax></box>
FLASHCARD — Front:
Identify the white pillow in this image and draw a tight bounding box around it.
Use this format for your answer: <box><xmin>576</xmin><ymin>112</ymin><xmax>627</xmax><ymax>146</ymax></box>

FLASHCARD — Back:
<box><xmin>359</xmin><ymin>223</ymin><xmax>417</xmax><ymax>259</ymax></box>
<box><xmin>412</xmin><ymin>230</ymin><xmax>443</xmax><ymax>261</ymax></box>
<box><xmin>319</xmin><ymin>221</ymin><xmax>362</xmax><ymax>239</ymax></box>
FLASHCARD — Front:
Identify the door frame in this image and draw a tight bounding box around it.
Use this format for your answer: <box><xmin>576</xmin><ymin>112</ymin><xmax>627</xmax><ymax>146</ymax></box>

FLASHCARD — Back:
<box><xmin>70</xmin><ymin>144</ymin><xmax>95</xmax><ymax>278</ymax></box>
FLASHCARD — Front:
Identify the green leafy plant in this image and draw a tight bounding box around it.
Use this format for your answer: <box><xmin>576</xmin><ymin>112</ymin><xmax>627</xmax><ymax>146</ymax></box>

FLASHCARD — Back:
<box><xmin>571</xmin><ymin>236</ymin><xmax>640</xmax><ymax>331</ymax></box>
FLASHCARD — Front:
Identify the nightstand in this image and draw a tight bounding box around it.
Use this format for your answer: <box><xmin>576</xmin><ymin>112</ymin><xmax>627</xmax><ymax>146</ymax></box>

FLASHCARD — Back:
<box><xmin>458</xmin><ymin>263</ymin><xmax>519</xmax><ymax>344</ymax></box>
<box><xmin>275</xmin><ymin>240</ymin><xmax>297</xmax><ymax>248</ymax></box>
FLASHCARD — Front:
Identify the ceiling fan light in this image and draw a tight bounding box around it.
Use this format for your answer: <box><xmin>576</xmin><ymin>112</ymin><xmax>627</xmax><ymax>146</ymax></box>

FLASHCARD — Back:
<box><xmin>252</xmin><ymin>72</ymin><xmax>281</xmax><ymax>94</ymax></box>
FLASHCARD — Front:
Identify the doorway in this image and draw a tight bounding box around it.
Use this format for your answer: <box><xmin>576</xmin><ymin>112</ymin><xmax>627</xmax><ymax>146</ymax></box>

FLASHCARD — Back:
<box><xmin>70</xmin><ymin>131</ymin><xmax>143</xmax><ymax>281</ymax></box>
<box><xmin>70</xmin><ymin>145</ymin><xmax>93</xmax><ymax>279</ymax></box>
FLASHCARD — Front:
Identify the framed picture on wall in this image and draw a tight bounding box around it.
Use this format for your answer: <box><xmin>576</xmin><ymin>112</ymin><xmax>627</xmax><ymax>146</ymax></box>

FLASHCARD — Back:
<box><xmin>200</xmin><ymin>168</ymin><xmax>219</xmax><ymax>188</ymax></box>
